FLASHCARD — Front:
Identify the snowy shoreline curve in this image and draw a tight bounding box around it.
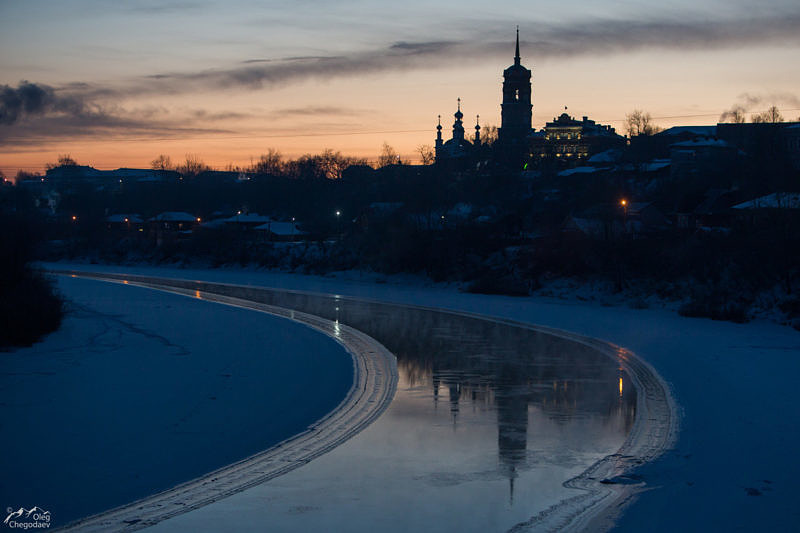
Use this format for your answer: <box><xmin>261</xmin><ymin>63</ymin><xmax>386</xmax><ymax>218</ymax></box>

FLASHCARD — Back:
<box><xmin>51</xmin><ymin>269</ymin><xmax>677</xmax><ymax>533</ymax></box>
<box><xmin>52</xmin><ymin>273</ymin><xmax>398</xmax><ymax>533</ymax></box>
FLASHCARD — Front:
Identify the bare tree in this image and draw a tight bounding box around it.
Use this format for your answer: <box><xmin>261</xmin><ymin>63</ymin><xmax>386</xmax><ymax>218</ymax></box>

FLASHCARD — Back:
<box><xmin>15</xmin><ymin>170</ymin><xmax>37</xmax><ymax>181</ymax></box>
<box><xmin>319</xmin><ymin>149</ymin><xmax>348</xmax><ymax>179</ymax></box>
<box><xmin>150</xmin><ymin>154</ymin><xmax>173</xmax><ymax>170</ymax></box>
<box><xmin>624</xmin><ymin>110</ymin><xmax>661</xmax><ymax>137</ymax></box>
<box><xmin>720</xmin><ymin>107</ymin><xmax>746</xmax><ymax>123</ymax></box>
<box><xmin>752</xmin><ymin>106</ymin><xmax>784</xmax><ymax>123</ymax></box>
<box><xmin>481</xmin><ymin>124</ymin><xmax>499</xmax><ymax>145</ymax></box>
<box><xmin>177</xmin><ymin>154</ymin><xmax>210</xmax><ymax>177</ymax></box>
<box><xmin>416</xmin><ymin>144</ymin><xmax>435</xmax><ymax>165</ymax></box>
<box><xmin>251</xmin><ymin>149</ymin><xmax>284</xmax><ymax>176</ymax></box>
<box><xmin>46</xmin><ymin>154</ymin><xmax>78</xmax><ymax>170</ymax></box>
<box><xmin>377</xmin><ymin>142</ymin><xmax>399</xmax><ymax>168</ymax></box>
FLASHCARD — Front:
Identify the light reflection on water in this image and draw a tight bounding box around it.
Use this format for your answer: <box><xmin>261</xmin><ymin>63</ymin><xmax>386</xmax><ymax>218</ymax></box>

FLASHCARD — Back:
<box><xmin>161</xmin><ymin>281</ymin><xmax>637</xmax><ymax>531</ymax></box>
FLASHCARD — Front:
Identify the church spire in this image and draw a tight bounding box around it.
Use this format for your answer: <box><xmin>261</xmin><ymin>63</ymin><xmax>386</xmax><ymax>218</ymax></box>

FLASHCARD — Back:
<box><xmin>452</xmin><ymin>98</ymin><xmax>465</xmax><ymax>142</ymax></box>
<box><xmin>514</xmin><ymin>25</ymin><xmax>520</xmax><ymax>66</ymax></box>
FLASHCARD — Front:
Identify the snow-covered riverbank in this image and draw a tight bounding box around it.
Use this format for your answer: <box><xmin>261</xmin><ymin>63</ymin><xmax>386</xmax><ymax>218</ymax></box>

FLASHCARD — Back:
<box><xmin>0</xmin><ymin>275</ymin><xmax>353</xmax><ymax>528</ymax></box>
<box><xmin>40</xmin><ymin>262</ymin><xmax>800</xmax><ymax>532</ymax></box>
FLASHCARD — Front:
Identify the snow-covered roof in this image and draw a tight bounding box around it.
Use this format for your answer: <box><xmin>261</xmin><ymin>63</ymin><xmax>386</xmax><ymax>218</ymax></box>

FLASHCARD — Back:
<box><xmin>657</xmin><ymin>125</ymin><xmax>717</xmax><ymax>137</ymax></box>
<box><xmin>587</xmin><ymin>149</ymin><xmax>622</xmax><ymax>163</ymax></box>
<box><xmin>107</xmin><ymin>214</ymin><xmax>143</xmax><ymax>223</ymax></box>
<box><xmin>254</xmin><ymin>221</ymin><xmax>308</xmax><ymax>236</ymax></box>
<box><xmin>223</xmin><ymin>213</ymin><xmax>272</xmax><ymax>224</ymax></box>
<box><xmin>200</xmin><ymin>218</ymin><xmax>228</xmax><ymax>228</ymax></box>
<box><xmin>150</xmin><ymin>211</ymin><xmax>198</xmax><ymax>222</ymax></box>
<box><xmin>672</xmin><ymin>138</ymin><xmax>731</xmax><ymax>148</ymax></box>
<box><xmin>558</xmin><ymin>166</ymin><xmax>604</xmax><ymax>177</ymax></box>
<box><xmin>642</xmin><ymin>159</ymin><xmax>671</xmax><ymax>172</ymax></box>
<box><xmin>732</xmin><ymin>193</ymin><xmax>800</xmax><ymax>210</ymax></box>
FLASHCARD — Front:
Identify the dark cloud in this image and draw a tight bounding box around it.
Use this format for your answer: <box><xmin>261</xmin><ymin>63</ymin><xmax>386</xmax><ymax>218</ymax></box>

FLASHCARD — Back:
<box><xmin>101</xmin><ymin>12</ymin><xmax>800</xmax><ymax>96</ymax></box>
<box><xmin>0</xmin><ymin>81</ymin><xmax>86</xmax><ymax>125</ymax></box>
<box><xmin>0</xmin><ymin>112</ymin><xmax>233</xmax><ymax>147</ymax></box>
<box><xmin>0</xmin><ymin>81</ymin><xmax>240</xmax><ymax>145</ymax></box>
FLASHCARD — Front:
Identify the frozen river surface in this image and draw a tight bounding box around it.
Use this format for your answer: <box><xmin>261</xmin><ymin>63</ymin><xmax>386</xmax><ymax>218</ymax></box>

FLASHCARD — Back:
<box><xmin>89</xmin><ymin>274</ymin><xmax>638</xmax><ymax>532</ymax></box>
<box><xmin>3</xmin><ymin>273</ymin><xmax>637</xmax><ymax>531</ymax></box>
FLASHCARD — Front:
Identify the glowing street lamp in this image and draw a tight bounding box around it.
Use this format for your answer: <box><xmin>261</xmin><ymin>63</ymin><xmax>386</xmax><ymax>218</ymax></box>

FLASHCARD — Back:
<box><xmin>620</xmin><ymin>198</ymin><xmax>628</xmax><ymax>234</ymax></box>
<box><xmin>335</xmin><ymin>210</ymin><xmax>341</xmax><ymax>240</ymax></box>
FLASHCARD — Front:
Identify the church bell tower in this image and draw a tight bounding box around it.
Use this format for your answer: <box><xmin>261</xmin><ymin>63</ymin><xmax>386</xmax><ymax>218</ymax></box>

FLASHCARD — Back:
<box><xmin>499</xmin><ymin>27</ymin><xmax>532</xmax><ymax>144</ymax></box>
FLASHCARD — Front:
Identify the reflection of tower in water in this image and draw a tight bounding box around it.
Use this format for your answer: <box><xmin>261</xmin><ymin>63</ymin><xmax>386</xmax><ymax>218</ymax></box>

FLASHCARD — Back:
<box><xmin>496</xmin><ymin>384</ymin><xmax>529</xmax><ymax>505</ymax></box>
<box><xmin>217</xmin><ymin>286</ymin><xmax>636</xmax><ymax>508</ymax></box>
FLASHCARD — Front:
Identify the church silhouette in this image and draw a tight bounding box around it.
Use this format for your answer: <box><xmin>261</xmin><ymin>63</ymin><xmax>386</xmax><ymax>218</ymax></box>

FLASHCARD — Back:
<box><xmin>435</xmin><ymin>27</ymin><xmax>532</xmax><ymax>164</ymax></box>
<box><xmin>435</xmin><ymin>28</ymin><xmax>623</xmax><ymax>167</ymax></box>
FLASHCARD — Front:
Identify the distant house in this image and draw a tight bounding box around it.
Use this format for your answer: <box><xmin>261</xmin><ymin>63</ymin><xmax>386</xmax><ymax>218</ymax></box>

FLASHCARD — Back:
<box><xmin>587</xmin><ymin>149</ymin><xmax>623</xmax><ymax>165</ymax></box>
<box><xmin>626</xmin><ymin>202</ymin><xmax>670</xmax><ymax>231</ymax></box>
<box><xmin>254</xmin><ymin>221</ymin><xmax>308</xmax><ymax>242</ymax></box>
<box><xmin>669</xmin><ymin>138</ymin><xmax>737</xmax><ymax>180</ymax></box>
<box><xmin>717</xmin><ymin>122</ymin><xmax>800</xmax><ymax>170</ymax></box>
<box><xmin>221</xmin><ymin>213</ymin><xmax>273</xmax><ymax>229</ymax></box>
<box><xmin>149</xmin><ymin>212</ymin><xmax>200</xmax><ymax>231</ymax></box>
<box><xmin>45</xmin><ymin>165</ymin><xmax>178</xmax><ymax>187</ymax></box>
<box><xmin>148</xmin><ymin>212</ymin><xmax>200</xmax><ymax>245</ymax></box>
<box><xmin>731</xmin><ymin>192</ymin><xmax>800</xmax><ymax>228</ymax></box>
<box><xmin>557</xmin><ymin>166</ymin><xmax>606</xmax><ymax>177</ymax></box>
<box><xmin>732</xmin><ymin>192</ymin><xmax>800</xmax><ymax>210</ymax></box>
<box><xmin>630</xmin><ymin>125</ymin><xmax>717</xmax><ymax>159</ymax></box>
<box><xmin>106</xmin><ymin>214</ymin><xmax>144</xmax><ymax>232</ymax></box>
<box><xmin>564</xmin><ymin>201</ymin><xmax>668</xmax><ymax>240</ymax></box>
<box><xmin>685</xmin><ymin>189</ymin><xmax>745</xmax><ymax>229</ymax></box>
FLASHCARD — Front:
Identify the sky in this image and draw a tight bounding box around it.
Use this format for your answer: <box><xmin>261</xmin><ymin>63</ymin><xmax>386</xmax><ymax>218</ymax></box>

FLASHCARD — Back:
<box><xmin>1</xmin><ymin>0</ymin><xmax>799</xmax><ymax>177</ymax></box>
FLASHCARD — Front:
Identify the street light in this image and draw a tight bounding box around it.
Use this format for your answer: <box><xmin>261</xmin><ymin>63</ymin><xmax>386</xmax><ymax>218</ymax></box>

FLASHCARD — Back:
<box><xmin>620</xmin><ymin>199</ymin><xmax>628</xmax><ymax>233</ymax></box>
<box><xmin>335</xmin><ymin>210</ymin><xmax>341</xmax><ymax>240</ymax></box>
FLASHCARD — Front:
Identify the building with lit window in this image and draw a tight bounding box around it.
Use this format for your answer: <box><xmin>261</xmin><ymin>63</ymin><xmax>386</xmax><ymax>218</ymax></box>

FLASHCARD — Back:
<box><xmin>529</xmin><ymin>112</ymin><xmax>625</xmax><ymax>162</ymax></box>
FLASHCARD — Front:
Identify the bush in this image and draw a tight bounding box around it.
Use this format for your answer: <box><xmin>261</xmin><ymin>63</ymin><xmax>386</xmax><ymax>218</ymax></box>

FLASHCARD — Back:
<box><xmin>0</xmin><ymin>270</ymin><xmax>64</xmax><ymax>348</ymax></box>
<box><xmin>678</xmin><ymin>285</ymin><xmax>750</xmax><ymax>323</ymax></box>
<box><xmin>0</xmin><ymin>213</ymin><xmax>65</xmax><ymax>348</ymax></box>
<box><xmin>465</xmin><ymin>272</ymin><xmax>530</xmax><ymax>297</ymax></box>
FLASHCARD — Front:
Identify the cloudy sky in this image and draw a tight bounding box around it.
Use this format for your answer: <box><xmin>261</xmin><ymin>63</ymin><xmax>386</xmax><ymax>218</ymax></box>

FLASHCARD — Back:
<box><xmin>1</xmin><ymin>0</ymin><xmax>799</xmax><ymax>175</ymax></box>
